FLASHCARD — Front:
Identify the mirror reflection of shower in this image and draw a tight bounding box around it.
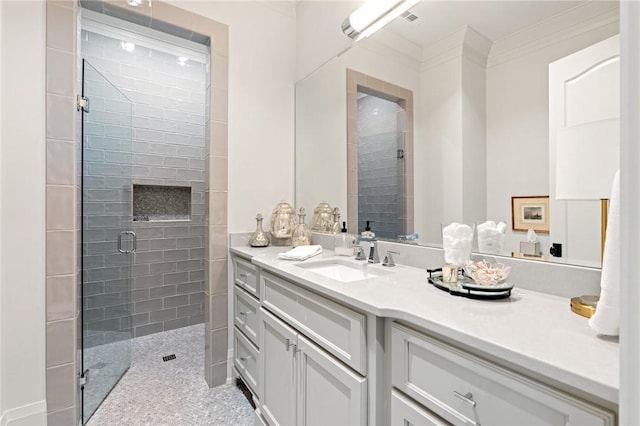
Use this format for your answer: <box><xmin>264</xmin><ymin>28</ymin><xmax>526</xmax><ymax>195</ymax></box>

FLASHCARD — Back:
<box><xmin>356</xmin><ymin>89</ymin><xmax>408</xmax><ymax>239</ymax></box>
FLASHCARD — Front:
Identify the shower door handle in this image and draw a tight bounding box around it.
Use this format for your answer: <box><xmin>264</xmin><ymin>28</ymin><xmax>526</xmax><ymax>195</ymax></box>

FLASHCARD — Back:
<box><xmin>117</xmin><ymin>230</ymin><xmax>137</xmax><ymax>253</ymax></box>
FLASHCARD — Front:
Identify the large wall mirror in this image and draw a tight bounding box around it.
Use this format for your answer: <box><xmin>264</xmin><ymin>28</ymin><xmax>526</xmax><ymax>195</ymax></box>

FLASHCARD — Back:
<box><xmin>295</xmin><ymin>0</ymin><xmax>619</xmax><ymax>268</ymax></box>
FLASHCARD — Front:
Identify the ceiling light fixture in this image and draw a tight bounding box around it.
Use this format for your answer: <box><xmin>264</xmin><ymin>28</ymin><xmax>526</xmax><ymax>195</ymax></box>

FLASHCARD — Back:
<box><xmin>342</xmin><ymin>0</ymin><xmax>420</xmax><ymax>41</ymax></box>
<box><xmin>127</xmin><ymin>0</ymin><xmax>142</xmax><ymax>6</ymax></box>
<box><xmin>177</xmin><ymin>56</ymin><xmax>188</xmax><ymax>66</ymax></box>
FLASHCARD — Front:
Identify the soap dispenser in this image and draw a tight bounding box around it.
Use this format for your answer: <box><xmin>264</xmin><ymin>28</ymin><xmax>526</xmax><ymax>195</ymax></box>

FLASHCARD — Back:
<box><xmin>291</xmin><ymin>207</ymin><xmax>312</xmax><ymax>247</ymax></box>
<box><xmin>361</xmin><ymin>221</ymin><xmax>376</xmax><ymax>240</ymax></box>
<box><xmin>334</xmin><ymin>222</ymin><xmax>355</xmax><ymax>256</ymax></box>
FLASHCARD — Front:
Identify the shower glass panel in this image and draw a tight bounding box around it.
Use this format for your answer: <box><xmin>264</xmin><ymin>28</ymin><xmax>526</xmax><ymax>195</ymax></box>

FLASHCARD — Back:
<box><xmin>81</xmin><ymin>60</ymin><xmax>134</xmax><ymax>424</ymax></box>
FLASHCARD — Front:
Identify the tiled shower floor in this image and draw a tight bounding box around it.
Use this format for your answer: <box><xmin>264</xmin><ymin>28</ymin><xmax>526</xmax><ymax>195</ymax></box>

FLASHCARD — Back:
<box><xmin>86</xmin><ymin>324</ymin><xmax>254</xmax><ymax>425</ymax></box>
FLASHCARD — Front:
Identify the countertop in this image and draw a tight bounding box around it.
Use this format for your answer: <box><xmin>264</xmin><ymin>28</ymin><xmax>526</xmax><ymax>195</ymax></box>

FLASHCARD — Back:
<box><xmin>230</xmin><ymin>245</ymin><xmax>619</xmax><ymax>407</ymax></box>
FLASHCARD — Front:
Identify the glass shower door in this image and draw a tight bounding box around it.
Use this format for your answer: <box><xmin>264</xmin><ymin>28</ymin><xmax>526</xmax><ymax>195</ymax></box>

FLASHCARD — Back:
<box><xmin>81</xmin><ymin>60</ymin><xmax>134</xmax><ymax>423</ymax></box>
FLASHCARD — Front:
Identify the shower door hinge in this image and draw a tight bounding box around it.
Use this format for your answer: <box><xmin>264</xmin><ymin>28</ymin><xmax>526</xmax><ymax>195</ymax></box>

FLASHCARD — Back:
<box><xmin>77</xmin><ymin>95</ymin><xmax>90</xmax><ymax>112</ymax></box>
<box><xmin>78</xmin><ymin>369</ymin><xmax>89</xmax><ymax>388</ymax></box>
<box><xmin>397</xmin><ymin>149</ymin><xmax>405</xmax><ymax>159</ymax></box>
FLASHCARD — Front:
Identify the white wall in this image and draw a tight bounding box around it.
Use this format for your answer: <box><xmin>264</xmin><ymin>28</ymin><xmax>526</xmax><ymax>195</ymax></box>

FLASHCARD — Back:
<box><xmin>461</xmin><ymin>54</ymin><xmax>487</xmax><ymax>229</ymax></box>
<box><xmin>168</xmin><ymin>1</ymin><xmax>297</xmax><ymax>233</ymax></box>
<box><xmin>419</xmin><ymin>57</ymin><xmax>462</xmax><ymax>243</ymax></box>
<box><xmin>295</xmin><ymin>1</ymin><xmax>359</xmax><ymax>81</ymax></box>
<box><xmin>0</xmin><ymin>1</ymin><xmax>48</xmax><ymax>425</ymax></box>
<box><xmin>296</xmin><ymin>34</ymin><xmax>421</xmax><ymax>228</ymax></box>
<box><xmin>486</xmin><ymin>21</ymin><xmax>619</xmax><ymax>259</ymax></box>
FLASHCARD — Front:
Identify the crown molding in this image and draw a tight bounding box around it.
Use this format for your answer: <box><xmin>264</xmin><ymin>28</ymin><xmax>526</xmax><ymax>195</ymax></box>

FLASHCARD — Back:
<box><xmin>420</xmin><ymin>26</ymin><xmax>491</xmax><ymax>72</ymax></box>
<box><xmin>487</xmin><ymin>2</ymin><xmax>619</xmax><ymax>68</ymax></box>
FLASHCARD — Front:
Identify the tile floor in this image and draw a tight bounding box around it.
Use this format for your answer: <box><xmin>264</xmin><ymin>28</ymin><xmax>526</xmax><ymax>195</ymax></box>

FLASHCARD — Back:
<box><xmin>86</xmin><ymin>324</ymin><xmax>254</xmax><ymax>426</ymax></box>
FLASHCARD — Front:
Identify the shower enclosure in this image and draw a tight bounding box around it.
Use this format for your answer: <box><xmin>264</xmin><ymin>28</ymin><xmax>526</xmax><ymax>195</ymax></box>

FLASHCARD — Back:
<box><xmin>357</xmin><ymin>91</ymin><xmax>407</xmax><ymax>239</ymax></box>
<box><xmin>80</xmin><ymin>59</ymin><xmax>134</xmax><ymax>423</ymax></box>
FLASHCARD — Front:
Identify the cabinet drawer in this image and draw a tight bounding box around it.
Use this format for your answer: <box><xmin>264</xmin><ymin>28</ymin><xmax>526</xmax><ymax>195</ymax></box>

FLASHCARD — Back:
<box><xmin>391</xmin><ymin>389</ymin><xmax>449</xmax><ymax>426</ymax></box>
<box><xmin>234</xmin><ymin>285</ymin><xmax>260</xmax><ymax>346</ymax></box>
<box><xmin>261</xmin><ymin>271</ymin><xmax>367</xmax><ymax>375</ymax></box>
<box><xmin>234</xmin><ymin>256</ymin><xmax>259</xmax><ymax>299</ymax></box>
<box><xmin>391</xmin><ymin>323</ymin><xmax>614</xmax><ymax>426</ymax></box>
<box><xmin>234</xmin><ymin>325</ymin><xmax>260</xmax><ymax>399</ymax></box>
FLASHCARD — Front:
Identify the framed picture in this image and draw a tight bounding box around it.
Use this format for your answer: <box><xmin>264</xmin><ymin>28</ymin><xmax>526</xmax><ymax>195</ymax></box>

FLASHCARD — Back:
<box><xmin>511</xmin><ymin>196</ymin><xmax>550</xmax><ymax>233</ymax></box>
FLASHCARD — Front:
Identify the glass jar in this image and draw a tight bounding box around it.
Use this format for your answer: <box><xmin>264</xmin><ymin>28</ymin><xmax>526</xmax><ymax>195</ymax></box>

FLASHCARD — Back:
<box><xmin>311</xmin><ymin>201</ymin><xmax>334</xmax><ymax>233</ymax></box>
<box><xmin>291</xmin><ymin>207</ymin><xmax>312</xmax><ymax>247</ymax></box>
<box><xmin>269</xmin><ymin>202</ymin><xmax>297</xmax><ymax>246</ymax></box>
<box><xmin>249</xmin><ymin>213</ymin><xmax>270</xmax><ymax>247</ymax></box>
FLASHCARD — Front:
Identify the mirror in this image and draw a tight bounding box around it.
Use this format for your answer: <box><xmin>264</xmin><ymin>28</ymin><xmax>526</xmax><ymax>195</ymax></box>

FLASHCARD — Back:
<box><xmin>295</xmin><ymin>0</ymin><xmax>619</xmax><ymax>268</ymax></box>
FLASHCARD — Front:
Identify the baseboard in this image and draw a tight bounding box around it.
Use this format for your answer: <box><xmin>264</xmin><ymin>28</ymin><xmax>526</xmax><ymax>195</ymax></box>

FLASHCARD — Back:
<box><xmin>0</xmin><ymin>400</ymin><xmax>47</xmax><ymax>426</ymax></box>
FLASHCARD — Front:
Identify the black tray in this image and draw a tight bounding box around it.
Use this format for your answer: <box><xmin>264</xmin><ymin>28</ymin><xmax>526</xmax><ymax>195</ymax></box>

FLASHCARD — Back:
<box><xmin>426</xmin><ymin>268</ymin><xmax>512</xmax><ymax>300</ymax></box>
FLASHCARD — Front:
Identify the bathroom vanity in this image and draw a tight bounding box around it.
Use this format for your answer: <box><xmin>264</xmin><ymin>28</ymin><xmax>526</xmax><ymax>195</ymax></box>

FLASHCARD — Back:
<box><xmin>230</xmin><ymin>245</ymin><xmax>618</xmax><ymax>425</ymax></box>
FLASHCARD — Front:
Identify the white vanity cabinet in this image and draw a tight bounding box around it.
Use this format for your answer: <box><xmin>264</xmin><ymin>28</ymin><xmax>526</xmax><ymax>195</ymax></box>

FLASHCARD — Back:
<box><xmin>390</xmin><ymin>322</ymin><xmax>615</xmax><ymax>426</ymax></box>
<box><xmin>259</xmin><ymin>270</ymin><xmax>368</xmax><ymax>426</ymax></box>
<box><xmin>231</xmin><ymin>254</ymin><xmax>261</xmax><ymax>403</ymax></box>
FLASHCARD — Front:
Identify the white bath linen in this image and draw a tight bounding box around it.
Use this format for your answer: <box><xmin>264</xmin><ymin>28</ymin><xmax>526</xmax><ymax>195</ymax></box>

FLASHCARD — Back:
<box><xmin>589</xmin><ymin>169</ymin><xmax>620</xmax><ymax>336</ymax></box>
<box><xmin>277</xmin><ymin>245</ymin><xmax>323</xmax><ymax>261</ymax></box>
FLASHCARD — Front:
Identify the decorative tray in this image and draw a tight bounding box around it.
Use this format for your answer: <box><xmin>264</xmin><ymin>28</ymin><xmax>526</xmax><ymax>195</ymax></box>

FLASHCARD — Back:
<box><xmin>426</xmin><ymin>268</ymin><xmax>513</xmax><ymax>300</ymax></box>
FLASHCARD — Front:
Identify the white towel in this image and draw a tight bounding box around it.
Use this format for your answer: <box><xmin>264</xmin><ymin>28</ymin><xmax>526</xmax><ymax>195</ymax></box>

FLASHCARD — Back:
<box><xmin>589</xmin><ymin>169</ymin><xmax>620</xmax><ymax>336</ymax></box>
<box><xmin>278</xmin><ymin>245</ymin><xmax>323</xmax><ymax>261</ymax></box>
<box><xmin>477</xmin><ymin>221</ymin><xmax>506</xmax><ymax>254</ymax></box>
<box><xmin>443</xmin><ymin>223</ymin><xmax>474</xmax><ymax>265</ymax></box>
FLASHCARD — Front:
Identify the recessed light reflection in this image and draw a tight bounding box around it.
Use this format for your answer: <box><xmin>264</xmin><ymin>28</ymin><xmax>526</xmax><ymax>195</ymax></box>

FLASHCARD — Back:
<box><xmin>177</xmin><ymin>56</ymin><xmax>188</xmax><ymax>67</ymax></box>
<box><xmin>120</xmin><ymin>41</ymin><xmax>135</xmax><ymax>52</ymax></box>
<box><xmin>127</xmin><ymin>0</ymin><xmax>142</xmax><ymax>6</ymax></box>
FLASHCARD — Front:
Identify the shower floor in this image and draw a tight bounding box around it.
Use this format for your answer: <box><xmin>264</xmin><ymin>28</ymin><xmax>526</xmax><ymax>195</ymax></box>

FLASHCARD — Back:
<box><xmin>86</xmin><ymin>324</ymin><xmax>254</xmax><ymax>425</ymax></box>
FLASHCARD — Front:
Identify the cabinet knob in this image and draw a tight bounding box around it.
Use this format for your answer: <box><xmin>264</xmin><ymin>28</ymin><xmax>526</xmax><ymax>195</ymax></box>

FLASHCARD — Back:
<box><xmin>453</xmin><ymin>390</ymin><xmax>476</xmax><ymax>408</ymax></box>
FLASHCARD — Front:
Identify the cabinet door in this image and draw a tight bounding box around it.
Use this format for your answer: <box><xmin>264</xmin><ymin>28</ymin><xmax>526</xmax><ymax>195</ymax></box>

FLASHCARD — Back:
<box><xmin>234</xmin><ymin>256</ymin><xmax>259</xmax><ymax>298</ymax></box>
<box><xmin>391</xmin><ymin>323</ymin><xmax>615</xmax><ymax>426</ymax></box>
<box><xmin>260</xmin><ymin>309</ymin><xmax>297</xmax><ymax>426</ymax></box>
<box><xmin>391</xmin><ymin>389</ymin><xmax>450</xmax><ymax>426</ymax></box>
<box><xmin>296</xmin><ymin>334</ymin><xmax>367</xmax><ymax>426</ymax></box>
<box><xmin>234</xmin><ymin>326</ymin><xmax>260</xmax><ymax>398</ymax></box>
<box><xmin>234</xmin><ymin>284</ymin><xmax>260</xmax><ymax>346</ymax></box>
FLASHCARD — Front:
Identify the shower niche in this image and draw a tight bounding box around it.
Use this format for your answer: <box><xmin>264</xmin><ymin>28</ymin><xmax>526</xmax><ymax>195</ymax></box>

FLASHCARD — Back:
<box><xmin>133</xmin><ymin>184</ymin><xmax>192</xmax><ymax>221</ymax></box>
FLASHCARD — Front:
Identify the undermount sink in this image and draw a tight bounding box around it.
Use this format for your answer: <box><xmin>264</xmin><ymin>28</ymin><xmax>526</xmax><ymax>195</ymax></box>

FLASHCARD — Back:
<box><xmin>294</xmin><ymin>258</ymin><xmax>392</xmax><ymax>283</ymax></box>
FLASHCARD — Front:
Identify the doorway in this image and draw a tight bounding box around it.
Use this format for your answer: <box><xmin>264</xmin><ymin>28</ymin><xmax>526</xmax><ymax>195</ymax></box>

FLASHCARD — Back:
<box><xmin>79</xmin><ymin>10</ymin><xmax>209</xmax><ymax>423</ymax></box>
<box><xmin>346</xmin><ymin>69</ymin><xmax>414</xmax><ymax>238</ymax></box>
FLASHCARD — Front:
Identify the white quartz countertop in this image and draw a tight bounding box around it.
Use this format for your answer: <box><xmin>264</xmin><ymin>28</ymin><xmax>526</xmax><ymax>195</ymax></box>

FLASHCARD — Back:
<box><xmin>230</xmin><ymin>245</ymin><xmax>619</xmax><ymax>406</ymax></box>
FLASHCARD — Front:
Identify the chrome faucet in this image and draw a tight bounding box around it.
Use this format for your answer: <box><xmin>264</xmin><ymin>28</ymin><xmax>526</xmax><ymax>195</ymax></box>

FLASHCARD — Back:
<box><xmin>382</xmin><ymin>251</ymin><xmax>399</xmax><ymax>267</ymax></box>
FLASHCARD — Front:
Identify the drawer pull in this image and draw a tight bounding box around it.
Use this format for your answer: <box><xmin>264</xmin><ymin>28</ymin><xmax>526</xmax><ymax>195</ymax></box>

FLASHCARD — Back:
<box><xmin>453</xmin><ymin>391</ymin><xmax>476</xmax><ymax>408</ymax></box>
<box><xmin>240</xmin><ymin>355</ymin><xmax>253</xmax><ymax>361</ymax></box>
<box><xmin>239</xmin><ymin>311</ymin><xmax>252</xmax><ymax>316</ymax></box>
<box><xmin>239</xmin><ymin>273</ymin><xmax>248</xmax><ymax>279</ymax></box>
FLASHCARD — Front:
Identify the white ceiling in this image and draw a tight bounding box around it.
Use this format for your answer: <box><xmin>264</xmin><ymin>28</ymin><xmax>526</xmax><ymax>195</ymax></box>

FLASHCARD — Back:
<box><xmin>383</xmin><ymin>0</ymin><xmax>617</xmax><ymax>48</ymax></box>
